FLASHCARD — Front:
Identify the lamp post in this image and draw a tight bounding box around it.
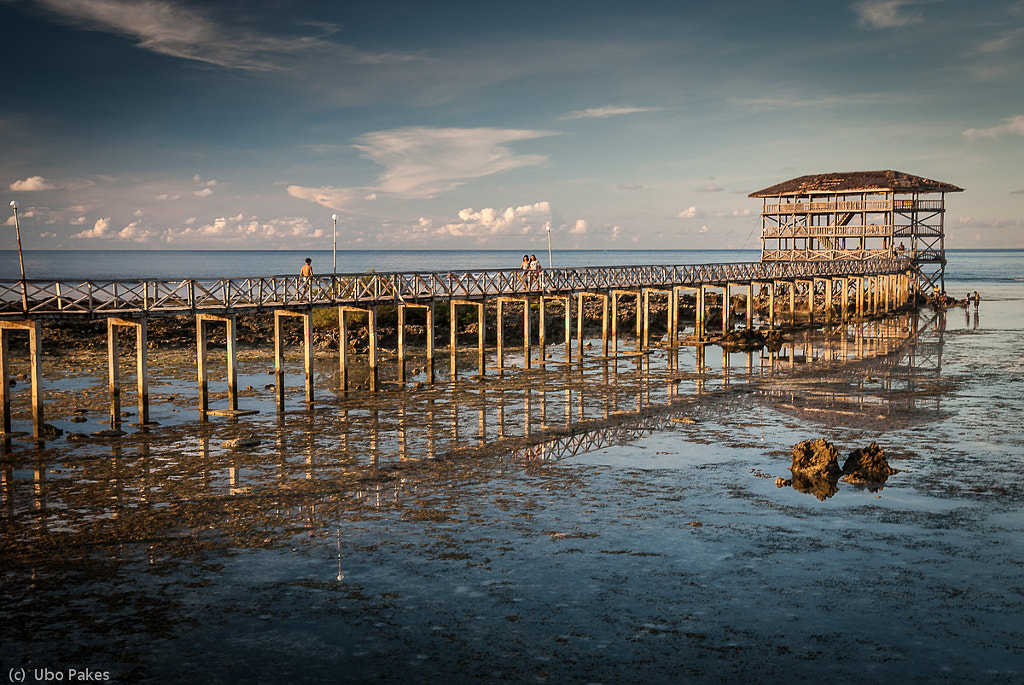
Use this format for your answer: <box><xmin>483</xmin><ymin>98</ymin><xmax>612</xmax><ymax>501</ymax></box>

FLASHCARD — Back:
<box><xmin>331</xmin><ymin>213</ymin><xmax>338</xmax><ymax>274</ymax></box>
<box><xmin>545</xmin><ymin>223</ymin><xmax>552</xmax><ymax>269</ymax></box>
<box><xmin>9</xmin><ymin>200</ymin><xmax>27</xmax><ymax>312</ymax></box>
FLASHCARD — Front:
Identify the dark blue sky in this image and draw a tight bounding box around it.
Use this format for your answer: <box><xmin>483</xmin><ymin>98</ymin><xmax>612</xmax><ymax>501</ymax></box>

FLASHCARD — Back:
<box><xmin>2</xmin><ymin>0</ymin><xmax>1022</xmax><ymax>250</ymax></box>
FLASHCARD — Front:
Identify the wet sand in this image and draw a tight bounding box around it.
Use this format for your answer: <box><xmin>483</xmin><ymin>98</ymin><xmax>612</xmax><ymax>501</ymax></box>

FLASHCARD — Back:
<box><xmin>1</xmin><ymin>303</ymin><xmax>1022</xmax><ymax>683</ymax></box>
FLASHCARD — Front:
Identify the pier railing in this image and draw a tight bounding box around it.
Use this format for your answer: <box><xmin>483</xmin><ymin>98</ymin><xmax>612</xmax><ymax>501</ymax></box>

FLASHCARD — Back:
<box><xmin>0</xmin><ymin>258</ymin><xmax>911</xmax><ymax>318</ymax></box>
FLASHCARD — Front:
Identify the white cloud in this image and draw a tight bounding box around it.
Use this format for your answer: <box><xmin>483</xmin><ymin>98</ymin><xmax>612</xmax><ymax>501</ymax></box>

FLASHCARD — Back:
<box><xmin>978</xmin><ymin>27</ymin><xmax>1024</xmax><ymax>54</ymax></box>
<box><xmin>33</xmin><ymin>0</ymin><xmax>339</xmax><ymax>71</ymax></box>
<box><xmin>73</xmin><ymin>217</ymin><xmax>112</xmax><ymax>239</ymax></box>
<box><xmin>441</xmin><ymin>201</ymin><xmax>551</xmax><ymax>238</ymax></box>
<box><xmin>119</xmin><ymin>220</ymin><xmax>153</xmax><ymax>241</ymax></box>
<box><xmin>853</xmin><ymin>0</ymin><xmax>924</xmax><ymax>29</ymax></box>
<box><xmin>286</xmin><ymin>185</ymin><xmax>366</xmax><ymax>211</ymax></box>
<box><xmin>164</xmin><ymin>215</ymin><xmax>325</xmax><ymax>244</ymax></box>
<box><xmin>677</xmin><ymin>206</ymin><xmax>700</xmax><ymax>219</ymax></box>
<box><xmin>698</xmin><ymin>183</ymin><xmax>724</xmax><ymax>192</ymax></box>
<box><xmin>10</xmin><ymin>176</ymin><xmax>56</xmax><ymax>191</ymax></box>
<box><xmin>288</xmin><ymin>127</ymin><xmax>556</xmax><ymax>211</ymax></box>
<box><xmin>194</xmin><ymin>187</ymin><xmax>214</xmax><ymax>197</ymax></box>
<box><xmin>569</xmin><ymin>219</ymin><xmax>588</xmax><ymax>235</ymax></box>
<box><xmin>354</xmin><ymin>127</ymin><xmax>555</xmax><ymax>199</ymax></box>
<box><xmin>963</xmin><ymin>114</ymin><xmax>1024</xmax><ymax>140</ymax></box>
<box><xmin>561</xmin><ymin>105</ymin><xmax>663</xmax><ymax>120</ymax></box>
<box><xmin>699</xmin><ymin>225</ymin><xmax>709</xmax><ymax>234</ymax></box>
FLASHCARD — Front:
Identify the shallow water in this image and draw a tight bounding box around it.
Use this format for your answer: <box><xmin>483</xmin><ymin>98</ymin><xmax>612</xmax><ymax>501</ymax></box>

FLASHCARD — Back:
<box><xmin>1</xmin><ymin>291</ymin><xmax>1023</xmax><ymax>683</ymax></box>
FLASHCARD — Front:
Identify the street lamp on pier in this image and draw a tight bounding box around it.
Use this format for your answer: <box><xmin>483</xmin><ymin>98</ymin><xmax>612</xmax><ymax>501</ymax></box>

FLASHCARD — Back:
<box><xmin>545</xmin><ymin>223</ymin><xmax>552</xmax><ymax>269</ymax></box>
<box><xmin>331</xmin><ymin>214</ymin><xmax>338</xmax><ymax>274</ymax></box>
<box><xmin>9</xmin><ymin>200</ymin><xmax>27</xmax><ymax>312</ymax></box>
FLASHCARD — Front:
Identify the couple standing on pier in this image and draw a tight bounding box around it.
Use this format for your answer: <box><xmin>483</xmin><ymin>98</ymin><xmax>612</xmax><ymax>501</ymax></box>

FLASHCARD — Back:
<box><xmin>521</xmin><ymin>254</ymin><xmax>543</xmax><ymax>290</ymax></box>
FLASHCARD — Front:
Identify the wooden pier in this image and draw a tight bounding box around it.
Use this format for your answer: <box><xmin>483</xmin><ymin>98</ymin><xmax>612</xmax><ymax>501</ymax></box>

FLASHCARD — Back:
<box><xmin>0</xmin><ymin>258</ymin><xmax>917</xmax><ymax>438</ymax></box>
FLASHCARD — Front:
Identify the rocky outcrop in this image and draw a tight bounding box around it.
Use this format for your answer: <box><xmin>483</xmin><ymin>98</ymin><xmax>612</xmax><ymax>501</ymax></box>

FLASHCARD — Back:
<box><xmin>841</xmin><ymin>442</ymin><xmax>897</xmax><ymax>484</ymax></box>
<box><xmin>718</xmin><ymin>328</ymin><xmax>785</xmax><ymax>352</ymax></box>
<box><xmin>779</xmin><ymin>439</ymin><xmax>898</xmax><ymax>499</ymax></box>
<box><xmin>789</xmin><ymin>438</ymin><xmax>842</xmax><ymax>480</ymax></box>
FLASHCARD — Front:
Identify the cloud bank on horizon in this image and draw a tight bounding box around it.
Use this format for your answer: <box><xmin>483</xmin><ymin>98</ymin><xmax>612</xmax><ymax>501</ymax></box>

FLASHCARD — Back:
<box><xmin>2</xmin><ymin>0</ymin><xmax>1023</xmax><ymax>251</ymax></box>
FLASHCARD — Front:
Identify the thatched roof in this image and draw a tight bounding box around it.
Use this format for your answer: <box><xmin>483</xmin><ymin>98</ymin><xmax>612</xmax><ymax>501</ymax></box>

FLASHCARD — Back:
<box><xmin>749</xmin><ymin>170</ymin><xmax>964</xmax><ymax>198</ymax></box>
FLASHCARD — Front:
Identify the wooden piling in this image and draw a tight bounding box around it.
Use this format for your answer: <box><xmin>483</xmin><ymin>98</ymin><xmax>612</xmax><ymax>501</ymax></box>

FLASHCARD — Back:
<box><xmin>274</xmin><ymin>309</ymin><xmax>314</xmax><ymax>410</ymax></box>
<box><xmin>107</xmin><ymin>317</ymin><xmax>149</xmax><ymax>426</ymax></box>
<box><xmin>0</xmin><ymin>320</ymin><xmax>43</xmax><ymax>436</ymax></box>
<box><xmin>197</xmin><ymin>313</ymin><xmax>241</xmax><ymax>416</ymax></box>
<box><xmin>496</xmin><ymin>298</ymin><xmax>505</xmax><ymax>371</ymax></box>
<box><xmin>523</xmin><ymin>297</ymin><xmax>532</xmax><ymax>368</ymax></box>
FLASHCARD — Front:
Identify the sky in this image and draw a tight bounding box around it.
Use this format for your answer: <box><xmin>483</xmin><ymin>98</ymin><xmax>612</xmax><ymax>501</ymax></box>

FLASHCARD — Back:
<box><xmin>1</xmin><ymin>0</ymin><xmax>1022</xmax><ymax>253</ymax></box>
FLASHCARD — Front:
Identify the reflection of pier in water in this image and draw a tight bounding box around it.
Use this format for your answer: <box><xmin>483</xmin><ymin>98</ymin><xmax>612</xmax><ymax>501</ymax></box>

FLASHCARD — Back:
<box><xmin>1</xmin><ymin>310</ymin><xmax>946</xmax><ymax>530</ymax></box>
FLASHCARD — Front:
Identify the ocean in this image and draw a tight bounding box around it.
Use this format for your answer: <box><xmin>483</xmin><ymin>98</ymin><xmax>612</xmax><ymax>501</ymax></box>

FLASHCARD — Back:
<box><xmin>0</xmin><ymin>247</ymin><xmax>1018</xmax><ymax>285</ymax></box>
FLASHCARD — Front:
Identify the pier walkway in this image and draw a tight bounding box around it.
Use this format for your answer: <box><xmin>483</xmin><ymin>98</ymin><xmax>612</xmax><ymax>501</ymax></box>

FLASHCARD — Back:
<box><xmin>0</xmin><ymin>258</ymin><xmax>908</xmax><ymax>318</ymax></box>
<box><xmin>0</xmin><ymin>258</ymin><xmax>916</xmax><ymax>438</ymax></box>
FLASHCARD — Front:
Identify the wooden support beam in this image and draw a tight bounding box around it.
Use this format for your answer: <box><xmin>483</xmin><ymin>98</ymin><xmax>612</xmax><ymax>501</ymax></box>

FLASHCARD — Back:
<box><xmin>397</xmin><ymin>304</ymin><xmax>406</xmax><ymax>383</ymax></box>
<box><xmin>197</xmin><ymin>313</ymin><xmax>239</xmax><ymax>417</ymax></box>
<box><xmin>426</xmin><ymin>302</ymin><xmax>435</xmax><ymax>382</ymax></box>
<box><xmin>496</xmin><ymin>298</ymin><xmax>505</xmax><ymax>372</ymax></box>
<box><xmin>789</xmin><ymin>280</ymin><xmax>796</xmax><ymax>322</ymax></box>
<box><xmin>523</xmin><ymin>297</ymin><xmax>531</xmax><ymax>369</ymax></box>
<box><xmin>538</xmin><ymin>296</ymin><xmax>546</xmax><ymax>363</ymax></box>
<box><xmin>477</xmin><ymin>301</ymin><xmax>486</xmax><ymax>377</ymax></box>
<box><xmin>722</xmin><ymin>284</ymin><xmax>731</xmax><ymax>336</ymax></box>
<box><xmin>601</xmin><ymin>293</ymin><xmax>609</xmax><ymax>356</ymax></box>
<box><xmin>635</xmin><ymin>291</ymin><xmax>642</xmax><ymax>351</ymax></box>
<box><xmin>337</xmin><ymin>306</ymin><xmax>349</xmax><ymax>391</ymax></box>
<box><xmin>106</xmin><ymin>317</ymin><xmax>150</xmax><ymax>426</ymax></box>
<box><xmin>450</xmin><ymin>300</ymin><xmax>457</xmax><ymax>379</ymax></box>
<box><xmin>642</xmin><ymin>288</ymin><xmax>650</xmax><ymax>349</ymax></box>
<box><xmin>563</xmin><ymin>296</ymin><xmax>573</xmax><ymax>364</ymax></box>
<box><xmin>669</xmin><ymin>288</ymin><xmax>679</xmax><ymax>347</ymax></box>
<box><xmin>0</xmin><ymin>327</ymin><xmax>10</xmax><ymax>434</ymax></box>
<box><xmin>696</xmin><ymin>286</ymin><xmax>705</xmax><ymax>341</ymax></box>
<box><xmin>611</xmin><ymin>291</ymin><xmax>619</xmax><ymax>354</ymax></box>
<box><xmin>368</xmin><ymin>305</ymin><xmax>378</xmax><ymax>391</ymax></box>
<box><xmin>745</xmin><ymin>284</ymin><xmax>753</xmax><ymax>329</ymax></box>
<box><xmin>0</xmin><ymin>320</ymin><xmax>43</xmax><ymax>437</ymax></box>
<box><xmin>825</xmin><ymin>279</ymin><xmax>833</xmax><ymax>323</ymax></box>
<box><xmin>577</xmin><ymin>292</ymin><xmax>585</xmax><ymax>360</ymax></box>
<box><xmin>274</xmin><ymin>310</ymin><xmax>313</xmax><ymax>411</ymax></box>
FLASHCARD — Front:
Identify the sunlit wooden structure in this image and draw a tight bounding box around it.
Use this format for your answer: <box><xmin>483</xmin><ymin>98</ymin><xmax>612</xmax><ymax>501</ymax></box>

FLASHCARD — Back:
<box><xmin>0</xmin><ymin>258</ymin><xmax>913</xmax><ymax>438</ymax></box>
<box><xmin>750</xmin><ymin>170</ymin><xmax>963</xmax><ymax>293</ymax></box>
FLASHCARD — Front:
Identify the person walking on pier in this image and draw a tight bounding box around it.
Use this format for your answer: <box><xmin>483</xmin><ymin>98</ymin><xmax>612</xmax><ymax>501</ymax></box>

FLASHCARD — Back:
<box><xmin>300</xmin><ymin>257</ymin><xmax>313</xmax><ymax>297</ymax></box>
